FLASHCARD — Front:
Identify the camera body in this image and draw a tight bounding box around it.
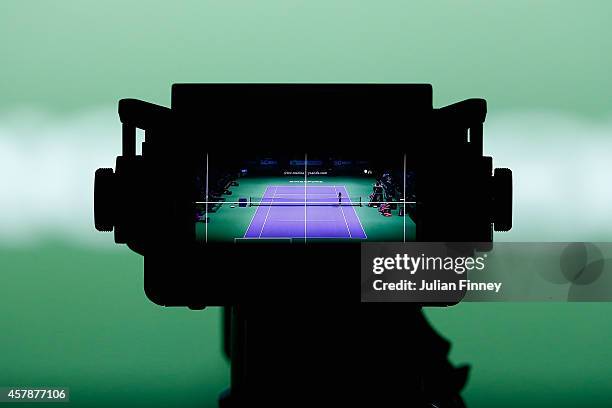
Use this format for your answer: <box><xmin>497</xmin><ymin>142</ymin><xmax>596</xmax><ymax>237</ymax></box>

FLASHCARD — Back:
<box><xmin>95</xmin><ymin>84</ymin><xmax>512</xmax><ymax>309</ymax></box>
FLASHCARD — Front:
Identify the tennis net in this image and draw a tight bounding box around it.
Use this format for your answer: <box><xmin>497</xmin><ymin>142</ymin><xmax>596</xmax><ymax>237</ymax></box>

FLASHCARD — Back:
<box><xmin>249</xmin><ymin>196</ymin><xmax>362</xmax><ymax>207</ymax></box>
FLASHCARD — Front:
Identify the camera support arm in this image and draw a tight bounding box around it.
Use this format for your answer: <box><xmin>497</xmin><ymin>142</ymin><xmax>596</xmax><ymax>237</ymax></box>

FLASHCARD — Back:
<box><xmin>118</xmin><ymin>98</ymin><xmax>173</xmax><ymax>156</ymax></box>
<box><xmin>436</xmin><ymin>98</ymin><xmax>486</xmax><ymax>155</ymax></box>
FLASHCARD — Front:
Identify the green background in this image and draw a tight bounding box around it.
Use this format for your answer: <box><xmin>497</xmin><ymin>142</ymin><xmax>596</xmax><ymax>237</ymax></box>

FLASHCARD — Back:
<box><xmin>1</xmin><ymin>1</ymin><xmax>612</xmax><ymax>407</ymax></box>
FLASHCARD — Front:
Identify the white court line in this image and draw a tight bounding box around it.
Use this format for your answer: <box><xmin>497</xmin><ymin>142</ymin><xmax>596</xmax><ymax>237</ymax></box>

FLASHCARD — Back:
<box><xmin>344</xmin><ymin>187</ymin><xmax>368</xmax><ymax>239</ymax></box>
<box><xmin>271</xmin><ymin>185</ymin><xmax>346</xmax><ymax>189</ymax></box>
<box><xmin>234</xmin><ymin>237</ymin><xmax>293</xmax><ymax>243</ymax></box>
<box><xmin>283</xmin><ymin>185</ymin><xmax>343</xmax><ymax>188</ymax></box>
<box><xmin>258</xmin><ymin>186</ymin><xmax>278</xmax><ymax>238</ymax></box>
<box><xmin>243</xmin><ymin>186</ymin><xmax>271</xmax><ymax>238</ymax></box>
<box><xmin>273</xmin><ymin>193</ymin><xmax>343</xmax><ymax>196</ymax></box>
<box><xmin>274</xmin><ymin>219</ymin><xmax>335</xmax><ymax>222</ymax></box>
<box><xmin>236</xmin><ymin>237</ymin><xmax>291</xmax><ymax>239</ymax></box>
<box><xmin>238</xmin><ymin>236</ymin><xmax>363</xmax><ymax>240</ymax></box>
<box><xmin>334</xmin><ymin>186</ymin><xmax>352</xmax><ymax>238</ymax></box>
<box><xmin>342</xmin><ymin>185</ymin><xmax>367</xmax><ymax>239</ymax></box>
<box><xmin>302</xmin><ymin>236</ymin><xmax>365</xmax><ymax>239</ymax></box>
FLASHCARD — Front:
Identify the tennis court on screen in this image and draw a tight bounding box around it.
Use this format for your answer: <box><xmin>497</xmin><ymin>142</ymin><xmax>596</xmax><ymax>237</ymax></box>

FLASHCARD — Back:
<box><xmin>243</xmin><ymin>185</ymin><xmax>367</xmax><ymax>239</ymax></box>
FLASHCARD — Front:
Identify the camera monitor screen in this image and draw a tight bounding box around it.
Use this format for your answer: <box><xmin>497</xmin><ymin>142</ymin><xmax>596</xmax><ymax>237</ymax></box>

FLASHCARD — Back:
<box><xmin>195</xmin><ymin>153</ymin><xmax>416</xmax><ymax>243</ymax></box>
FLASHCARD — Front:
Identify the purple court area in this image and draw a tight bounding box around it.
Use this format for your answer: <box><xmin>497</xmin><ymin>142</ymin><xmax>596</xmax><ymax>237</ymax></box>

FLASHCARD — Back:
<box><xmin>244</xmin><ymin>185</ymin><xmax>367</xmax><ymax>239</ymax></box>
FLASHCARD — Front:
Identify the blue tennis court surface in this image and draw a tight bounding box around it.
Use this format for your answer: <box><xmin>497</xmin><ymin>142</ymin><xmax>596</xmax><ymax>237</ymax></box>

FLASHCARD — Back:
<box><xmin>244</xmin><ymin>185</ymin><xmax>367</xmax><ymax>239</ymax></box>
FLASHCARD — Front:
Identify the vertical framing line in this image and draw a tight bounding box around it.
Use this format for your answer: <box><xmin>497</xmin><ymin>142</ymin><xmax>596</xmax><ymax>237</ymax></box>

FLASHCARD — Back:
<box><xmin>403</xmin><ymin>153</ymin><xmax>406</xmax><ymax>242</ymax></box>
<box><xmin>205</xmin><ymin>153</ymin><xmax>209</xmax><ymax>243</ymax></box>
<box><xmin>304</xmin><ymin>152</ymin><xmax>308</xmax><ymax>243</ymax></box>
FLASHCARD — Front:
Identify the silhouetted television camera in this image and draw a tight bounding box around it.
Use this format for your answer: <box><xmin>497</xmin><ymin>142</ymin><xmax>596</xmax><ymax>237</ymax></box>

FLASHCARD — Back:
<box><xmin>94</xmin><ymin>84</ymin><xmax>512</xmax><ymax>407</ymax></box>
<box><xmin>94</xmin><ymin>84</ymin><xmax>511</xmax><ymax>309</ymax></box>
